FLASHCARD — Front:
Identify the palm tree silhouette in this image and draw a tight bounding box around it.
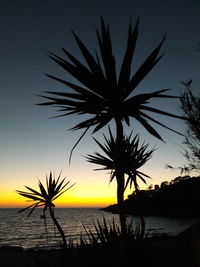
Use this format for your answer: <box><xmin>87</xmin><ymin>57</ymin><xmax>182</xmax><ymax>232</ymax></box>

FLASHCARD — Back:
<box><xmin>39</xmin><ymin>17</ymin><xmax>182</xmax><ymax>233</ymax></box>
<box><xmin>16</xmin><ymin>172</ymin><xmax>75</xmax><ymax>246</ymax></box>
<box><xmin>86</xmin><ymin>128</ymin><xmax>154</xmax><ymax>232</ymax></box>
<box><xmin>86</xmin><ymin>129</ymin><xmax>154</xmax><ymax>193</ymax></box>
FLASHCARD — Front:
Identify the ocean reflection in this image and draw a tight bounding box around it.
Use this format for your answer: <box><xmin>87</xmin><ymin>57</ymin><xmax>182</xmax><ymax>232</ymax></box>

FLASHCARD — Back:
<box><xmin>0</xmin><ymin>208</ymin><xmax>197</xmax><ymax>249</ymax></box>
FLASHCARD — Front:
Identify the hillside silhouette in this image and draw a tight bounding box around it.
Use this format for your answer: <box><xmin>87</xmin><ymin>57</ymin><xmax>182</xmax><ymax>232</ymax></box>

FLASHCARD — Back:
<box><xmin>102</xmin><ymin>176</ymin><xmax>200</xmax><ymax>218</ymax></box>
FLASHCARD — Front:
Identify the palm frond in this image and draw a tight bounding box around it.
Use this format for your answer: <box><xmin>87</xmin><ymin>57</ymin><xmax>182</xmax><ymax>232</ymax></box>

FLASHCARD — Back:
<box><xmin>16</xmin><ymin>172</ymin><xmax>75</xmax><ymax>217</ymax></box>
<box><xmin>16</xmin><ymin>191</ymin><xmax>44</xmax><ymax>201</ymax></box>
<box><xmin>24</xmin><ymin>186</ymin><xmax>42</xmax><ymax>197</ymax></box>
<box><xmin>134</xmin><ymin>114</ymin><xmax>163</xmax><ymax>141</ymax></box>
<box><xmin>123</xmin><ymin>36</ymin><xmax>166</xmax><ymax>98</ymax></box>
<box><xmin>118</xmin><ymin>19</ymin><xmax>139</xmax><ymax>91</ymax></box>
<box><xmin>39</xmin><ymin>17</ymin><xmax>182</xmax><ymax>147</ymax></box>
<box><xmin>86</xmin><ymin>129</ymin><xmax>154</xmax><ymax>191</ymax></box>
<box><xmin>52</xmin><ymin>182</ymin><xmax>75</xmax><ymax>201</ymax></box>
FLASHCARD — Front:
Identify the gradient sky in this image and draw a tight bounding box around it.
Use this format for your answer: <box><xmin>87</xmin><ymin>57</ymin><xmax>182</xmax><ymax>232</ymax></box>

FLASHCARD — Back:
<box><xmin>0</xmin><ymin>0</ymin><xmax>200</xmax><ymax>208</ymax></box>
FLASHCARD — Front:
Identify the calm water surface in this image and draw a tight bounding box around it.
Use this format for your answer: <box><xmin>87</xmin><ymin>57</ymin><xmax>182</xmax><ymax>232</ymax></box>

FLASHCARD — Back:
<box><xmin>0</xmin><ymin>208</ymin><xmax>197</xmax><ymax>249</ymax></box>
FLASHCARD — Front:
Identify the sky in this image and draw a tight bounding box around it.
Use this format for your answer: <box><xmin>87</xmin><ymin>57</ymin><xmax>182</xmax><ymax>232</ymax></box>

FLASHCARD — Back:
<box><xmin>0</xmin><ymin>0</ymin><xmax>200</xmax><ymax>208</ymax></box>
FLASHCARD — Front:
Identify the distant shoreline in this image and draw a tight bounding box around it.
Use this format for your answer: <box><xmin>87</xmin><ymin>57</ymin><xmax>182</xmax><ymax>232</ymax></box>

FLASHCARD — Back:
<box><xmin>102</xmin><ymin>176</ymin><xmax>200</xmax><ymax>218</ymax></box>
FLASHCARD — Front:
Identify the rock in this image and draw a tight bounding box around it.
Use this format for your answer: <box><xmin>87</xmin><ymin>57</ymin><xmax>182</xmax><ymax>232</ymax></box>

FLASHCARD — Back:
<box><xmin>0</xmin><ymin>246</ymin><xmax>24</xmax><ymax>252</ymax></box>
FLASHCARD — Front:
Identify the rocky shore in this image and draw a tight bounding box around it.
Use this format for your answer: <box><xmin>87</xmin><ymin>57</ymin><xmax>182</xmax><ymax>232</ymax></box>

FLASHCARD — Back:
<box><xmin>0</xmin><ymin>246</ymin><xmax>64</xmax><ymax>267</ymax></box>
<box><xmin>1</xmin><ymin>220</ymin><xmax>200</xmax><ymax>267</ymax></box>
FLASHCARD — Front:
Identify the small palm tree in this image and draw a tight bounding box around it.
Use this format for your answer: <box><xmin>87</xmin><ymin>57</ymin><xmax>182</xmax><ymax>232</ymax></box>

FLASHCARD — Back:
<box><xmin>86</xmin><ymin>129</ymin><xmax>154</xmax><ymax>235</ymax></box>
<box><xmin>39</xmin><ymin>17</ymin><xmax>182</xmax><ymax>233</ymax></box>
<box><xmin>86</xmin><ymin>128</ymin><xmax>154</xmax><ymax>197</ymax></box>
<box><xmin>16</xmin><ymin>172</ymin><xmax>75</xmax><ymax>246</ymax></box>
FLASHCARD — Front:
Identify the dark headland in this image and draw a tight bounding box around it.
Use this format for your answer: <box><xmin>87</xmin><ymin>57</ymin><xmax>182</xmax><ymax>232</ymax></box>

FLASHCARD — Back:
<box><xmin>101</xmin><ymin>175</ymin><xmax>200</xmax><ymax>218</ymax></box>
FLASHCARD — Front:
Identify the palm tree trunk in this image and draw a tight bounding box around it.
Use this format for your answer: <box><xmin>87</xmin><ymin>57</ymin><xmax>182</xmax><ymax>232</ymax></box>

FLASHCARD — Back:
<box><xmin>49</xmin><ymin>206</ymin><xmax>67</xmax><ymax>247</ymax></box>
<box><xmin>115</xmin><ymin>117</ymin><xmax>126</xmax><ymax>236</ymax></box>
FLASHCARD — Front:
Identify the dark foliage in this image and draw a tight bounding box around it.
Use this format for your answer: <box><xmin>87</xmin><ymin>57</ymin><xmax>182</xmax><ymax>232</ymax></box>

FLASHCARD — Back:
<box><xmin>38</xmin><ymin>16</ymin><xmax>182</xmax><ymax>234</ymax></box>
<box><xmin>16</xmin><ymin>172</ymin><xmax>75</xmax><ymax>246</ymax></box>
<box><xmin>39</xmin><ymin>17</ymin><xmax>182</xmax><ymax>145</ymax></box>
<box><xmin>103</xmin><ymin>175</ymin><xmax>200</xmax><ymax>218</ymax></box>
<box><xmin>180</xmin><ymin>80</ymin><xmax>200</xmax><ymax>172</ymax></box>
<box><xmin>86</xmin><ymin>128</ymin><xmax>155</xmax><ymax>191</ymax></box>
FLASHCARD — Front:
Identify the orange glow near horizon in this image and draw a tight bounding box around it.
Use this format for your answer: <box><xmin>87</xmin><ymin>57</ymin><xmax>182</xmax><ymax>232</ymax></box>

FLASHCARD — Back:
<box><xmin>0</xmin><ymin>200</ymin><xmax>114</xmax><ymax>208</ymax></box>
<box><xmin>0</xmin><ymin>183</ymin><xmax>130</xmax><ymax>208</ymax></box>
<box><xmin>0</xmin><ymin>195</ymin><xmax>116</xmax><ymax>208</ymax></box>
<box><xmin>0</xmin><ymin>180</ymin><xmax>135</xmax><ymax>208</ymax></box>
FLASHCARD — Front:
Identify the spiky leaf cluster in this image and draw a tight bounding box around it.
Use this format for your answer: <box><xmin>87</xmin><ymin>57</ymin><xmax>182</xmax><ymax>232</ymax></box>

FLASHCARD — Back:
<box><xmin>39</xmin><ymin>17</ymin><xmax>181</xmax><ymax>142</ymax></box>
<box><xmin>86</xmin><ymin>129</ymin><xmax>155</xmax><ymax>191</ymax></box>
<box><xmin>16</xmin><ymin>172</ymin><xmax>75</xmax><ymax>217</ymax></box>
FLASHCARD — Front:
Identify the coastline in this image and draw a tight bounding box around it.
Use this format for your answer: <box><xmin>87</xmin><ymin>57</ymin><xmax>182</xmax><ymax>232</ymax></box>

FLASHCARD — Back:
<box><xmin>1</xmin><ymin>220</ymin><xmax>200</xmax><ymax>267</ymax></box>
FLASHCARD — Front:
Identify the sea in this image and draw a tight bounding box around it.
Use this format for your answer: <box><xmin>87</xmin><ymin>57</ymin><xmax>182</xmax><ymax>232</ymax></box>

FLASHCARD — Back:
<box><xmin>0</xmin><ymin>208</ymin><xmax>197</xmax><ymax>250</ymax></box>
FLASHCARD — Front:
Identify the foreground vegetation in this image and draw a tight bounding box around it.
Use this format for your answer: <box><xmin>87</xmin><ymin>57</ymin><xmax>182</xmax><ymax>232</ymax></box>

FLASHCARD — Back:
<box><xmin>14</xmin><ymin>172</ymin><xmax>200</xmax><ymax>266</ymax></box>
<box><xmin>39</xmin><ymin>16</ymin><xmax>182</xmax><ymax>235</ymax></box>
<box><xmin>1</xmin><ymin>217</ymin><xmax>200</xmax><ymax>267</ymax></box>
